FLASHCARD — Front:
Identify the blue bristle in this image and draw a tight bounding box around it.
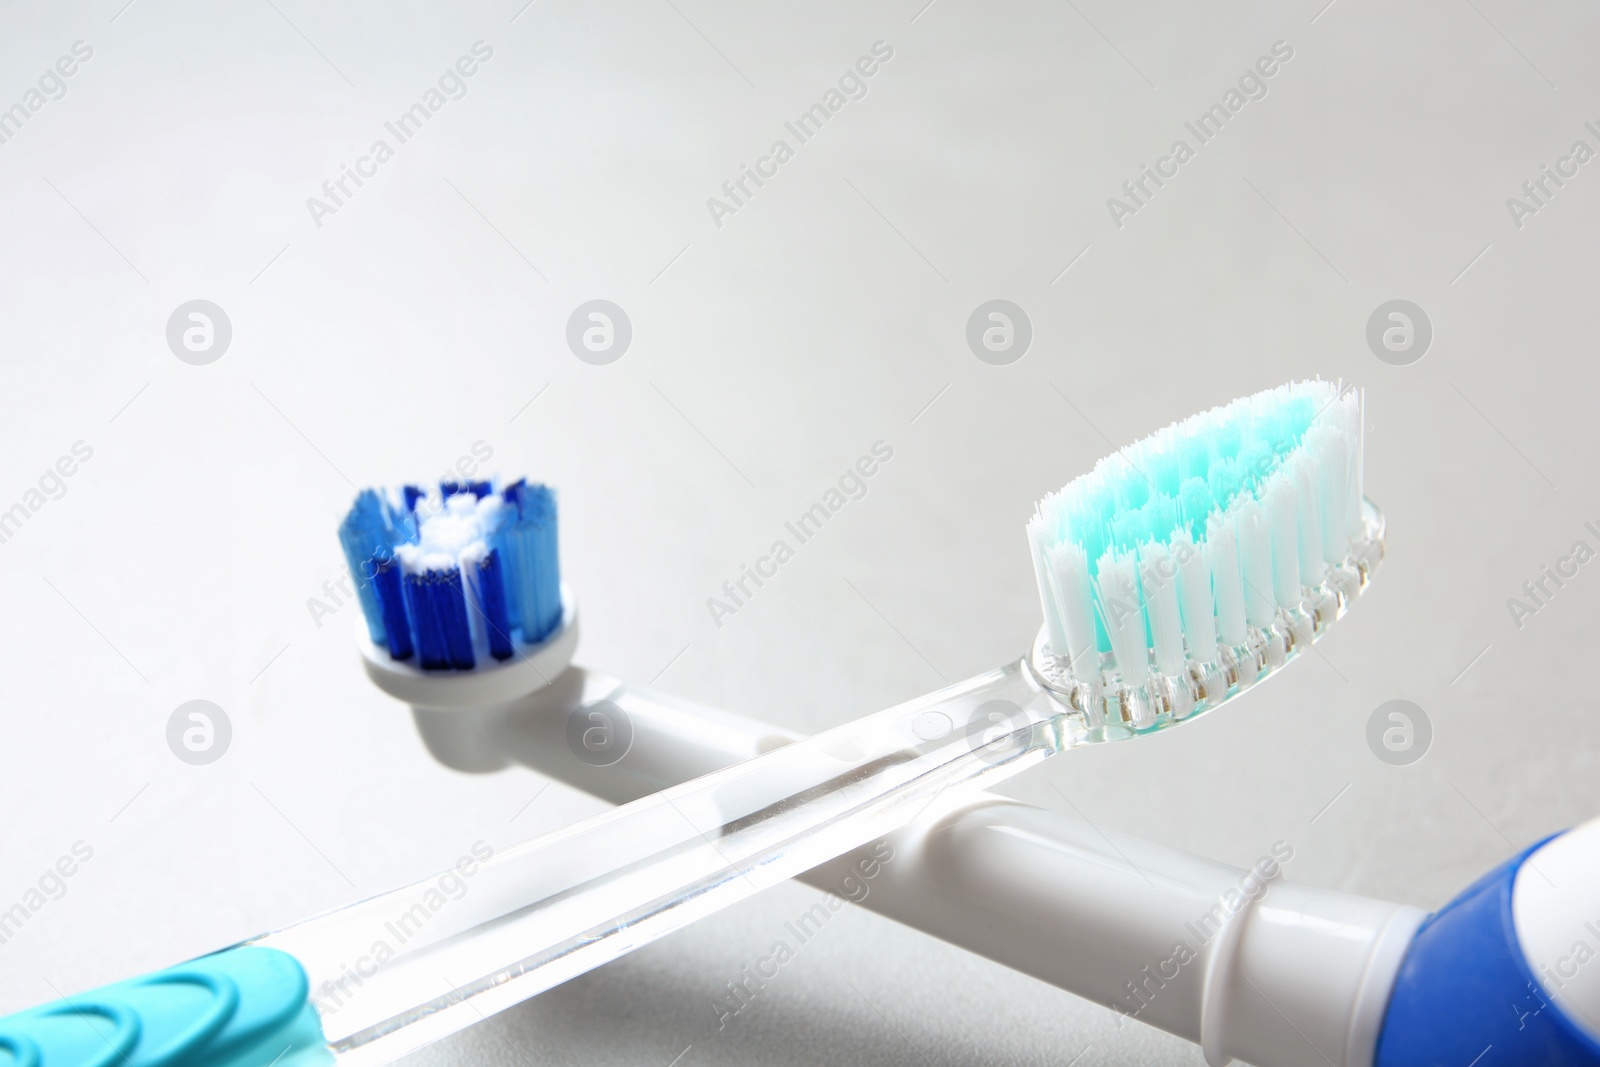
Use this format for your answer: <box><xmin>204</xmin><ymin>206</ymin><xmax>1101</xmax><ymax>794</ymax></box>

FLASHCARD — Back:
<box><xmin>372</xmin><ymin>557</ymin><xmax>413</xmax><ymax>660</ymax></box>
<box><xmin>474</xmin><ymin>550</ymin><xmax>515</xmax><ymax>661</ymax></box>
<box><xmin>498</xmin><ymin>481</ymin><xmax>562</xmax><ymax>643</ymax></box>
<box><xmin>340</xmin><ymin>474</ymin><xmax>566</xmax><ymax>672</ymax></box>
<box><xmin>440</xmin><ymin>480</ymin><xmax>493</xmax><ymax>500</ymax></box>
<box><xmin>439</xmin><ymin>572</ymin><xmax>475</xmax><ymax>668</ymax></box>
<box><xmin>405</xmin><ymin>567</ymin><xmax>477</xmax><ymax>670</ymax></box>
<box><xmin>338</xmin><ymin>490</ymin><xmax>398</xmax><ymax>644</ymax></box>
<box><xmin>403</xmin><ymin>570</ymin><xmax>444</xmax><ymax>669</ymax></box>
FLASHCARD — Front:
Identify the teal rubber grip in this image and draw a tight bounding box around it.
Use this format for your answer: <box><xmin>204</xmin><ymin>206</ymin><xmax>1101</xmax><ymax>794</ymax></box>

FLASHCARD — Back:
<box><xmin>0</xmin><ymin>946</ymin><xmax>334</xmax><ymax>1067</ymax></box>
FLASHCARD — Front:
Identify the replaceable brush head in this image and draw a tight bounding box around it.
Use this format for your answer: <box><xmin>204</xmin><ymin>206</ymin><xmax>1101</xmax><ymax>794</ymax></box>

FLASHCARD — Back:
<box><xmin>339</xmin><ymin>479</ymin><xmax>578</xmax><ymax>710</ymax></box>
<box><xmin>1027</xmin><ymin>380</ymin><xmax>1382</xmax><ymax>736</ymax></box>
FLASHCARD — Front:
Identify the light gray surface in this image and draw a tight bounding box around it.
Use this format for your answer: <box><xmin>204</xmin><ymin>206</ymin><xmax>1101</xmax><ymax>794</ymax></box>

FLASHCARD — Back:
<box><xmin>1</xmin><ymin>1</ymin><xmax>1596</xmax><ymax>1064</ymax></box>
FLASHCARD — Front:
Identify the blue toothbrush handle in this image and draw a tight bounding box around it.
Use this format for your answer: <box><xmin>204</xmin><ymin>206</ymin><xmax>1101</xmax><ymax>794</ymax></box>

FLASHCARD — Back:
<box><xmin>0</xmin><ymin>946</ymin><xmax>332</xmax><ymax>1067</ymax></box>
<box><xmin>1376</xmin><ymin>830</ymin><xmax>1600</xmax><ymax>1067</ymax></box>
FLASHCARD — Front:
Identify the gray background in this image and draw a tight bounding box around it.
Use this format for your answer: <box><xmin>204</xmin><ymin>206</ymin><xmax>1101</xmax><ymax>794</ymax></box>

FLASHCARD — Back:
<box><xmin>1</xmin><ymin>1</ymin><xmax>1596</xmax><ymax>1064</ymax></box>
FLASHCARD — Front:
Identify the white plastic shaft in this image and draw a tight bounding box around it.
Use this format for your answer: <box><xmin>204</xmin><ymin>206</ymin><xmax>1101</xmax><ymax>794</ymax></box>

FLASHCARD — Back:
<box><xmin>416</xmin><ymin>667</ymin><xmax>1425</xmax><ymax>1067</ymax></box>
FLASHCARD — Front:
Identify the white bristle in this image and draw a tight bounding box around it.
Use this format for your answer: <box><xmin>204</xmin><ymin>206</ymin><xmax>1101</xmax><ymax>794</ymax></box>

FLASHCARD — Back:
<box><xmin>1025</xmin><ymin>380</ymin><xmax>1370</xmax><ymax>701</ymax></box>
<box><xmin>415</xmin><ymin>496</ymin><xmax>501</xmax><ymax>559</ymax></box>
<box><xmin>458</xmin><ymin>540</ymin><xmax>491</xmax><ymax>659</ymax></box>
<box><xmin>1265</xmin><ymin>474</ymin><xmax>1300</xmax><ymax>609</ymax></box>
<box><xmin>395</xmin><ymin>544</ymin><xmax>457</xmax><ymax>575</ymax></box>
<box><xmin>1028</xmin><ymin>519</ymin><xmax>1069</xmax><ymax>656</ymax></box>
<box><xmin>1095</xmin><ymin>551</ymin><xmax>1149</xmax><ymax>685</ymax></box>
<box><xmin>1140</xmin><ymin>542</ymin><xmax>1185</xmax><ymax>676</ymax></box>
<box><xmin>1236</xmin><ymin>499</ymin><xmax>1276</xmax><ymax>627</ymax></box>
<box><xmin>1346</xmin><ymin>392</ymin><xmax>1364</xmax><ymax>536</ymax></box>
<box><xmin>1309</xmin><ymin>425</ymin><xmax>1349</xmax><ymax>564</ymax></box>
<box><xmin>1046</xmin><ymin>541</ymin><xmax>1097</xmax><ymax>679</ymax></box>
<box><xmin>1291</xmin><ymin>454</ymin><xmax>1326</xmax><ymax>584</ymax></box>
<box><xmin>1207</xmin><ymin>515</ymin><xmax>1247</xmax><ymax>646</ymax></box>
<box><xmin>1173</xmin><ymin>528</ymin><xmax>1218</xmax><ymax>656</ymax></box>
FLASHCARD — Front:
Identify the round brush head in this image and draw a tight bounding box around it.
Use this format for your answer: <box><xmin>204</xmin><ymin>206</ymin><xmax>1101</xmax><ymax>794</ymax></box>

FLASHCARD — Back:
<box><xmin>339</xmin><ymin>478</ymin><xmax>578</xmax><ymax>710</ymax></box>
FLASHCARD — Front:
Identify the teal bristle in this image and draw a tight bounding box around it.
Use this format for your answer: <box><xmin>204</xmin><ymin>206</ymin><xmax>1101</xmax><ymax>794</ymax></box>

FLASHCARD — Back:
<box><xmin>1149</xmin><ymin>451</ymin><xmax>1181</xmax><ymax>498</ymax></box>
<box><xmin>1214</xmin><ymin>419</ymin><xmax>1243</xmax><ymax>459</ymax></box>
<box><xmin>1177</xmin><ymin>436</ymin><xmax>1210</xmax><ymax>481</ymax></box>
<box><xmin>1115</xmin><ymin>469</ymin><xmax>1149</xmax><ymax>512</ymax></box>
<box><xmin>1083</xmin><ymin>486</ymin><xmax>1117</xmax><ymax>536</ymax></box>
<box><xmin>1207</xmin><ymin>457</ymin><xmax>1240</xmax><ymax>509</ymax></box>
<box><xmin>1283</xmin><ymin>395</ymin><xmax>1314</xmax><ymax>437</ymax></box>
<box><xmin>1140</xmin><ymin>494</ymin><xmax>1177</xmax><ymax>544</ymax></box>
<box><xmin>1178</xmin><ymin>477</ymin><xmax>1215</xmax><ymax>540</ymax></box>
<box><xmin>1110</xmin><ymin>509</ymin><xmax>1145</xmax><ymax>553</ymax></box>
<box><xmin>1076</xmin><ymin>515</ymin><xmax>1108</xmax><ymax>574</ymax></box>
<box><xmin>1027</xmin><ymin>380</ymin><xmax>1366</xmax><ymax>693</ymax></box>
<box><xmin>1237</xmin><ymin>440</ymin><xmax>1276</xmax><ymax>496</ymax></box>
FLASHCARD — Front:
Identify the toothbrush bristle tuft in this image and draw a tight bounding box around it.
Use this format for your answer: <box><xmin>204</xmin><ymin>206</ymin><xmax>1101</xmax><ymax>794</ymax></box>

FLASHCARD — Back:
<box><xmin>337</xmin><ymin>478</ymin><xmax>563</xmax><ymax>671</ymax></box>
<box><xmin>1027</xmin><ymin>380</ymin><xmax>1378</xmax><ymax>732</ymax></box>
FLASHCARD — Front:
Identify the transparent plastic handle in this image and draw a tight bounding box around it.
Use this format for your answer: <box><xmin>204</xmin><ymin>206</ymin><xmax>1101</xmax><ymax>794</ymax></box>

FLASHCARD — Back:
<box><xmin>257</xmin><ymin>660</ymin><xmax>1077</xmax><ymax>1065</ymax></box>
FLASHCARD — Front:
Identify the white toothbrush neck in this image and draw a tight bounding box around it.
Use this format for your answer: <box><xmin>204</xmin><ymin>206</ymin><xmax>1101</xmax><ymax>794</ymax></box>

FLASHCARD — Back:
<box><xmin>458</xmin><ymin>666</ymin><xmax>1423</xmax><ymax>1067</ymax></box>
<box><xmin>814</xmin><ymin>794</ymin><xmax>1423</xmax><ymax>1067</ymax></box>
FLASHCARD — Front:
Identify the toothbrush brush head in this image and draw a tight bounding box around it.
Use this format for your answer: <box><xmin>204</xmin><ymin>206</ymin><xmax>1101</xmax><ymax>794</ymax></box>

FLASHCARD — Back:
<box><xmin>1027</xmin><ymin>380</ymin><xmax>1380</xmax><ymax>735</ymax></box>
